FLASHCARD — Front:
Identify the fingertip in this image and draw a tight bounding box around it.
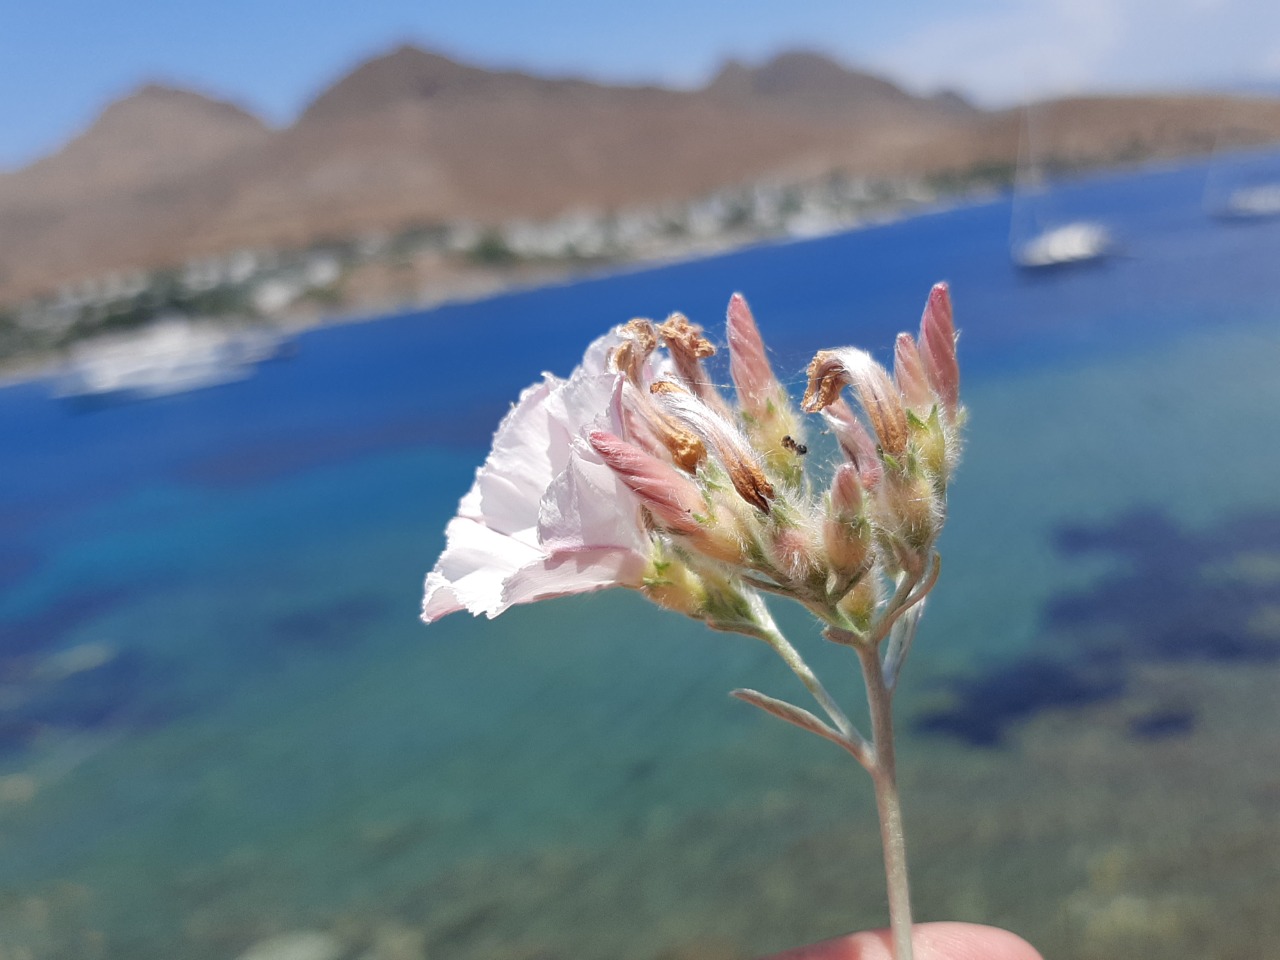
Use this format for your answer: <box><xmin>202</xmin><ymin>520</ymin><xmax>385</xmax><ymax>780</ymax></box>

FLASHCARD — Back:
<box><xmin>762</xmin><ymin>922</ymin><xmax>1043</xmax><ymax>960</ymax></box>
<box><xmin>914</xmin><ymin>922</ymin><xmax>1043</xmax><ymax>960</ymax></box>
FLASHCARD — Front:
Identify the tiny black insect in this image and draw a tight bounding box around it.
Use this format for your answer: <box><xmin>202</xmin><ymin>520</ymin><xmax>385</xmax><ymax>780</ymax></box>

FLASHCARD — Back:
<box><xmin>781</xmin><ymin>435</ymin><xmax>808</xmax><ymax>456</ymax></box>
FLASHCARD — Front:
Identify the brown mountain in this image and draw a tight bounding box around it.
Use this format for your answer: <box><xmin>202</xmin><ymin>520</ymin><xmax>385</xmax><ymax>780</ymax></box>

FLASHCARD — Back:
<box><xmin>299</xmin><ymin>44</ymin><xmax>614</xmax><ymax>122</ymax></box>
<box><xmin>706</xmin><ymin>50</ymin><xmax>975</xmax><ymax>119</ymax></box>
<box><xmin>4</xmin><ymin>45</ymin><xmax>1280</xmax><ymax>305</ymax></box>
<box><xmin>12</xmin><ymin>84</ymin><xmax>269</xmax><ymax>204</ymax></box>
<box><xmin>0</xmin><ymin>84</ymin><xmax>270</xmax><ymax>299</ymax></box>
<box><xmin>195</xmin><ymin>48</ymin><xmax>971</xmax><ymax>250</ymax></box>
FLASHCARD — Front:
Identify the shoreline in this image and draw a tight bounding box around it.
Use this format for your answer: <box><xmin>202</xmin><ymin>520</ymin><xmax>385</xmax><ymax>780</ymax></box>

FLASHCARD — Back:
<box><xmin>0</xmin><ymin>191</ymin><xmax>988</xmax><ymax>394</ymax></box>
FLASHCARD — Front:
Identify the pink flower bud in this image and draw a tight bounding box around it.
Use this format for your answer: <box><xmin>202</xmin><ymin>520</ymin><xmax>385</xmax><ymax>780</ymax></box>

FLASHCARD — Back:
<box><xmin>589</xmin><ymin>431</ymin><xmax>705</xmax><ymax>537</ymax></box>
<box><xmin>770</xmin><ymin>525</ymin><xmax>818</xmax><ymax>582</ymax></box>
<box><xmin>822</xmin><ymin>398</ymin><xmax>883</xmax><ymax>489</ymax></box>
<box><xmin>824</xmin><ymin>526</ymin><xmax>869</xmax><ymax>591</ymax></box>
<box><xmin>918</xmin><ymin>282</ymin><xmax>960</xmax><ymax>417</ymax></box>
<box><xmin>727</xmin><ymin>293</ymin><xmax>781</xmax><ymax>418</ymax></box>
<box><xmin>894</xmin><ymin>333</ymin><xmax>934</xmax><ymax>412</ymax></box>
<box><xmin>823</xmin><ymin>464</ymin><xmax>871</xmax><ymax>587</ymax></box>
<box><xmin>829</xmin><ymin>463</ymin><xmax>864</xmax><ymax>519</ymax></box>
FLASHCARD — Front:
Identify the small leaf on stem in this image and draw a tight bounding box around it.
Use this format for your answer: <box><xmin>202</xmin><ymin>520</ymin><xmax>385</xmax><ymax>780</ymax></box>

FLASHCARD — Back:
<box><xmin>731</xmin><ymin>688</ymin><xmax>868</xmax><ymax>765</ymax></box>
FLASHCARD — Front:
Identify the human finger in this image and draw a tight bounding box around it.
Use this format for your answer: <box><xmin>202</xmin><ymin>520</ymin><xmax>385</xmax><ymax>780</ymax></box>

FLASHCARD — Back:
<box><xmin>761</xmin><ymin>921</ymin><xmax>1044</xmax><ymax>960</ymax></box>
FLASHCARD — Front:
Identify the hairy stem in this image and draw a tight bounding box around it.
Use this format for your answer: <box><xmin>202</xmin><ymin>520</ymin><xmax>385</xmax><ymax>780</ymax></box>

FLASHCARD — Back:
<box><xmin>741</xmin><ymin>593</ymin><xmax>863</xmax><ymax>742</ymax></box>
<box><xmin>749</xmin><ymin>597</ymin><xmax>922</xmax><ymax>959</ymax></box>
<box><xmin>857</xmin><ymin>641</ymin><xmax>915</xmax><ymax>960</ymax></box>
<box><xmin>871</xmin><ymin>551</ymin><xmax>940</xmax><ymax>647</ymax></box>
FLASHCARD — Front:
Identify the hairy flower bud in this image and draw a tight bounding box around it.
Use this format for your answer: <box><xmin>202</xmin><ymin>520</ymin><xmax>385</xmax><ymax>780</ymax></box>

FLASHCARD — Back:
<box><xmin>727</xmin><ymin>293</ymin><xmax>806</xmax><ymax>485</ymax></box>
<box><xmin>822</xmin><ymin>398</ymin><xmax>884</xmax><ymax>490</ymax></box>
<box><xmin>589</xmin><ymin>430</ymin><xmax>705</xmax><ymax>537</ymax></box>
<box><xmin>769</xmin><ymin>523</ymin><xmax>820</xmax><ymax>583</ymax></box>
<box><xmin>591</xmin><ymin>428</ymin><xmax>751</xmax><ymax>567</ymax></box>
<box><xmin>823</xmin><ymin>464</ymin><xmax>871</xmax><ymax>587</ymax></box>
<box><xmin>642</xmin><ymin>553</ymin><xmax>707</xmax><ymax>618</ymax></box>
<box><xmin>918</xmin><ymin>283</ymin><xmax>960</xmax><ymax>419</ymax></box>
<box><xmin>727</xmin><ymin>293</ymin><xmax>779</xmax><ymax>418</ymax></box>
<box><xmin>884</xmin><ymin>472</ymin><xmax>941</xmax><ymax>560</ymax></box>
<box><xmin>837</xmin><ymin>572</ymin><xmax>883</xmax><ymax>632</ymax></box>
<box><xmin>894</xmin><ymin>333</ymin><xmax>934</xmax><ymax>413</ymax></box>
<box><xmin>916</xmin><ymin>407</ymin><xmax>950</xmax><ymax>482</ymax></box>
<box><xmin>829</xmin><ymin>462</ymin><xmax>864</xmax><ymax>518</ymax></box>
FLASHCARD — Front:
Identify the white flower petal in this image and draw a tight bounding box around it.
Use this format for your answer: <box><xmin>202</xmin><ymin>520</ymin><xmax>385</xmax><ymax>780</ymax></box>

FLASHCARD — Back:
<box><xmin>468</xmin><ymin>377</ymin><xmax>560</xmax><ymax>536</ymax></box>
<box><xmin>539</xmin><ymin>435</ymin><xmax>648</xmax><ymax>556</ymax></box>
<box><xmin>499</xmin><ymin>548</ymin><xmax>649</xmax><ymax>614</ymax></box>
<box><xmin>422</xmin><ymin>325</ymin><xmax>654</xmax><ymax>624</ymax></box>
<box><xmin>421</xmin><ymin>516</ymin><xmax>543</xmax><ymax>622</ymax></box>
<box><xmin>466</xmin><ymin>329</ymin><xmax>624</xmax><ymax>535</ymax></box>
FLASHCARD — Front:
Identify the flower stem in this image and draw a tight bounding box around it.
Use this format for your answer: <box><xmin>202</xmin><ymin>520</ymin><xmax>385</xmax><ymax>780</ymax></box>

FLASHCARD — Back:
<box><xmin>857</xmin><ymin>641</ymin><xmax>915</xmax><ymax>960</ymax></box>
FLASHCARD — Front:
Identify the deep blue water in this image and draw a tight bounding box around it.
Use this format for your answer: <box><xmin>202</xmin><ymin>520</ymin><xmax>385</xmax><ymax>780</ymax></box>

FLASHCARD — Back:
<box><xmin>1</xmin><ymin>155</ymin><xmax>1279</xmax><ymax>959</ymax></box>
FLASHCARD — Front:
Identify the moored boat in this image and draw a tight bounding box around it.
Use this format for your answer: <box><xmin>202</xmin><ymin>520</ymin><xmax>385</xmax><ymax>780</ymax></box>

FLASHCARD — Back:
<box><xmin>54</xmin><ymin>319</ymin><xmax>288</xmax><ymax>404</ymax></box>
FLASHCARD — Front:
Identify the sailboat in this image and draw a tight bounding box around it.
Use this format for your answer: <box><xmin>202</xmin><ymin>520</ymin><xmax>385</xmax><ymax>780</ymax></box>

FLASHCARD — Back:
<box><xmin>1204</xmin><ymin>140</ymin><xmax>1280</xmax><ymax>221</ymax></box>
<box><xmin>1010</xmin><ymin>103</ymin><xmax>1113</xmax><ymax>269</ymax></box>
<box><xmin>1012</xmin><ymin>220</ymin><xmax>1113</xmax><ymax>268</ymax></box>
<box><xmin>1216</xmin><ymin>183</ymin><xmax>1280</xmax><ymax>219</ymax></box>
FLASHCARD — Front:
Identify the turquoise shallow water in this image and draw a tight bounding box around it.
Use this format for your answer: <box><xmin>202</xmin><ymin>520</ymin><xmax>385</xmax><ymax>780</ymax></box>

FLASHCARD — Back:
<box><xmin>2</xmin><ymin>156</ymin><xmax>1280</xmax><ymax>958</ymax></box>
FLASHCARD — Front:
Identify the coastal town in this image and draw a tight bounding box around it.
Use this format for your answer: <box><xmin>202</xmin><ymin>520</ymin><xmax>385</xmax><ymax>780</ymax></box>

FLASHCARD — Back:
<box><xmin>0</xmin><ymin>168</ymin><xmax>963</xmax><ymax>376</ymax></box>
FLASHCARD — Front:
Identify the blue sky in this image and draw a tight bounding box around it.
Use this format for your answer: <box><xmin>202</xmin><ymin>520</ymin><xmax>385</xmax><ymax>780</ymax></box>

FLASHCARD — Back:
<box><xmin>3</xmin><ymin>0</ymin><xmax>1279</xmax><ymax>170</ymax></box>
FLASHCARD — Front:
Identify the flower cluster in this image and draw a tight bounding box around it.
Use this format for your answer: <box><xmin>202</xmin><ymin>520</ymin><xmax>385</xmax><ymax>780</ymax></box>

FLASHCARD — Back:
<box><xmin>422</xmin><ymin>284</ymin><xmax>963</xmax><ymax>646</ymax></box>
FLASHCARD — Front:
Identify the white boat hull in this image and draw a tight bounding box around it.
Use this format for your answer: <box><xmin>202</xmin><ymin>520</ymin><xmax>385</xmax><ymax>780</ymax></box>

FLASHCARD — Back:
<box><xmin>55</xmin><ymin>320</ymin><xmax>287</xmax><ymax>403</ymax></box>
<box><xmin>1013</xmin><ymin>221</ymin><xmax>1112</xmax><ymax>269</ymax></box>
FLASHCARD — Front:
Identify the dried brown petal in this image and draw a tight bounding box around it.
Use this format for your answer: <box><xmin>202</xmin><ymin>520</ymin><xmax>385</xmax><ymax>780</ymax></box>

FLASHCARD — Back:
<box><xmin>726</xmin><ymin>456</ymin><xmax>775</xmax><ymax>514</ymax></box>
<box><xmin>612</xmin><ymin>318</ymin><xmax>658</xmax><ymax>385</ymax></box>
<box><xmin>658</xmin><ymin>312</ymin><xmax>719</xmax><ymax>403</ymax></box>
<box><xmin>802</xmin><ymin>350</ymin><xmax>846</xmax><ymax>413</ymax></box>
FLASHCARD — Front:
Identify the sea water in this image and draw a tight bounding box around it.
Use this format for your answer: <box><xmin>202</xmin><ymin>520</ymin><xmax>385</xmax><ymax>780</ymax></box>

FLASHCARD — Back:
<box><xmin>1</xmin><ymin>155</ymin><xmax>1279</xmax><ymax>959</ymax></box>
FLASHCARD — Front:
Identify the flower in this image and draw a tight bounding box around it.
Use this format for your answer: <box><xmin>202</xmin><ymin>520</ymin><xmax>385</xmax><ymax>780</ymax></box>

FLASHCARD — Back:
<box><xmin>421</xmin><ymin>329</ymin><xmax>655</xmax><ymax>623</ymax></box>
<box><xmin>424</xmin><ymin>285</ymin><xmax>964</xmax><ymax>635</ymax></box>
<box><xmin>893</xmin><ymin>332</ymin><xmax>933</xmax><ymax>413</ymax></box>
